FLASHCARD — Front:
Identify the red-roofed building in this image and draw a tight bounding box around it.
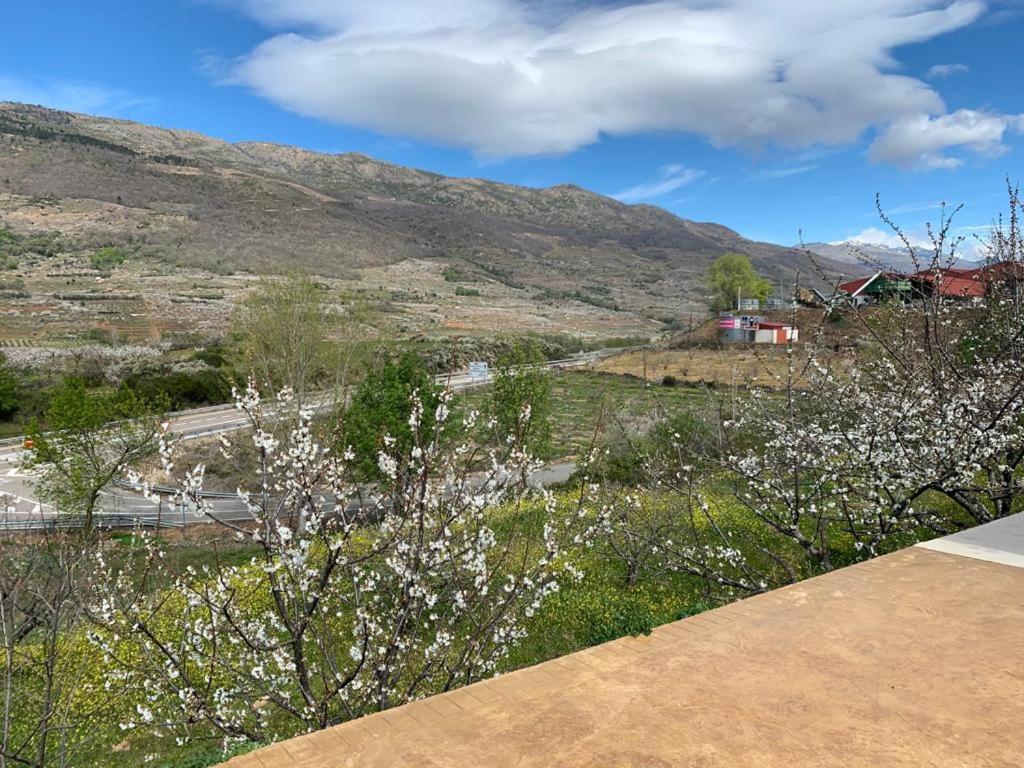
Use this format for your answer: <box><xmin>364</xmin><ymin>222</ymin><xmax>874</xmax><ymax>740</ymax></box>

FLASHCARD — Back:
<box><xmin>909</xmin><ymin>260</ymin><xmax>1024</xmax><ymax>301</ymax></box>
<box><xmin>837</xmin><ymin>272</ymin><xmax>913</xmax><ymax>306</ymax></box>
<box><xmin>837</xmin><ymin>260</ymin><xmax>1024</xmax><ymax>306</ymax></box>
<box><xmin>978</xmin><ymin>260</ymin><xmax>1024</xmax><ymax>284</ymax></box>
<box><xmin>718</xmin><ymin>315</ymin><xmax>798</xmax><ymax>344</ymax></box>
<box><xmin>910</xmin><ymin>268</ymin><xmax>987</xmax><ymax>300</ymax></box>
<box><xmin>837</xmin><ymin>274</ymin><xmax>877</xmax><ymax>298</ymax></box>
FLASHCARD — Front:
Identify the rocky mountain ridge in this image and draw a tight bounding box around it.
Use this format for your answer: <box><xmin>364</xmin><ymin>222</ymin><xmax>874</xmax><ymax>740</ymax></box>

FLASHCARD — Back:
<box><xmin>0</xmin><ymin>102</ymin><xmax>854</xmax><ymax>319</ymax></box>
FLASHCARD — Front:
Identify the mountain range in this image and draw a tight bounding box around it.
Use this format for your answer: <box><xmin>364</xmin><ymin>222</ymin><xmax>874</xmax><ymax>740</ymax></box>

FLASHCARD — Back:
<box><xmin>800</xmin><ymin>240</ymin><xmax>979</xmax><ymax>275</ymax></box>
<box><xmin>0</xmin><ymin>102</ymin><xmax>855</xmax><ymax>321</ymax></box>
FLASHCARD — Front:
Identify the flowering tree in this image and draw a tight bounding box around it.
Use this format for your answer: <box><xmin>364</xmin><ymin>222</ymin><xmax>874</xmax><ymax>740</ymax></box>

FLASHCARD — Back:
<box><xmin>0</xmin><ymin>531</ymin><xmax>98</xmax><ymax>768</ymax></box>
<box><xmin>796</xmin><ymin>190</ymin><xmax>1024</xmax><ymax>536</ymax></box>
<box><xmin>22</xmin><ymin>380</ymin><xmax>167</xmax><ymax>534</ymax></box>
<box><xmin>2</xmin><ymin>344</ymin><xmax>167</xmax><ymax>384</ymax></box>
<box><xmin>93</xmin><ymin>382</ymin><xmax>596</xmax><ymax>745</ymax></box>
<box><xmin>600</xmin><ymin>187</ymin><xmax>1024</xmax><ymax>595</ymax></box>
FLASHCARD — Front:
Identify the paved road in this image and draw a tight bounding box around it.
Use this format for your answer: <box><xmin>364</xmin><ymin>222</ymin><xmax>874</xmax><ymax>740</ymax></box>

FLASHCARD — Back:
<box><xmin>0</xmin><ymin>356</ymin><xmax>596</xmax><ymax>529</ymax></box>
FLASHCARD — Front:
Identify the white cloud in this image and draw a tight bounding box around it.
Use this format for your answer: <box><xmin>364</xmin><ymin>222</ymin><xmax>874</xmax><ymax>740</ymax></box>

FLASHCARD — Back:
<box><xmin>868</xmin><ymin>109</ymin><xmax>1024</xmax><ymax>170</ymax></box>
<box><xmin>0</xmin><ymin>74</ymin><xmax>151</xmax><ymax>116</ymax></box>
<box><xmin>927</xmin><ymin>62</ymin><xmax>969</xmax><ymax>78</ymax></box>
<box><xmin>613</xmin><ymin>164</ymin><xmax>703</xmax><ymax>202</ymax></box>
<box><xmin>878</xmin><ymin>200</ymin><xmax>944</xmax><ymax>216</ymax></box>
<box><xmin>751</xmin><ymin>164</ymin><xmax>818</xmax><ymax>179</ymax></box>
<box><xmin>223</xmin><ymin>0</ymin><xmax>992</xmax><ymax>158</ymax></box>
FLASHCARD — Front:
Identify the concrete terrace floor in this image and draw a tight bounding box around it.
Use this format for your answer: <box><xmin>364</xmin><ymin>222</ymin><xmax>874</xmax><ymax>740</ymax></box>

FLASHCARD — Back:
<box><xmin>223</xmin><ymin>517</ymin><xmax>1024</xmax><ymax>768</ymax></box>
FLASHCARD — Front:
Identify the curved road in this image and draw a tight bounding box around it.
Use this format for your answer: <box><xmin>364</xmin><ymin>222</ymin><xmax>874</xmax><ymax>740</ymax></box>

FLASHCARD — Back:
<box><xmin>0</xmin><ymin>355</ymin><xmax>604</xmax><ymax>529</ymax></box>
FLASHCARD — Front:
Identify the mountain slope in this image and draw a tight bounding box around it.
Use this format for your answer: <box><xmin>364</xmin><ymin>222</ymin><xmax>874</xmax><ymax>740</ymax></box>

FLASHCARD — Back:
<box><xmin>0</xmin><ymin>102</ymin><xmax>852</xmax><ymax>318</ymax></box>
<box><xmin>803</xmin><ymin>241</ymin><xmax>922</xmax><ymax>273</ymax></box>
<box><xmin>803</xmin><ymin>240</ymin><xmax>978</xmax><ymax>274</ymax></box>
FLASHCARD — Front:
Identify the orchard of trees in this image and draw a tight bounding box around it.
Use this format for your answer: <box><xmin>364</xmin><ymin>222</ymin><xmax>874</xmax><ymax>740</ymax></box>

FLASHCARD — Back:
<box><xmin>4</xmin><ymin>187</ymin><xmax>1024</xmax><ymax>767</ymax></box>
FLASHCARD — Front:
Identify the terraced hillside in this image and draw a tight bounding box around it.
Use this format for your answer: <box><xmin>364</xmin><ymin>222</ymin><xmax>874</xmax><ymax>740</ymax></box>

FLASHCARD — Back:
<box><xmin>0</xmin><ymin>102</ymin><xmax>854</xmax><ymax>335</ymax></box>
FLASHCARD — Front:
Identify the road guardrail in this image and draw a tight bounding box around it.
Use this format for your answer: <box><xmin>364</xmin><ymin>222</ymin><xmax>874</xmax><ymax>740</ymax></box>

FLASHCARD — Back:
<box><xmin>0</xmin><ymin>513</ymin><xmax>185</xmax><ymax>533</ymax></box>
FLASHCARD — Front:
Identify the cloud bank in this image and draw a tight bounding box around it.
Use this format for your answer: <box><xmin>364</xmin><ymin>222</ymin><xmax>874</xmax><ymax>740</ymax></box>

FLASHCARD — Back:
<box><xmin>869</xmin><ymin>109</ymin><xmax>1024</xmax><ymax>169</ymax></box>
<box><xmin>225</xmin><ymin>0</ymin><xmax>1018</xmax><ymax>167</ymax></box>
<box><xmin>613</xmin><ymin>164</ymin><xmax>703</xmax><ymax>202</ymax></box>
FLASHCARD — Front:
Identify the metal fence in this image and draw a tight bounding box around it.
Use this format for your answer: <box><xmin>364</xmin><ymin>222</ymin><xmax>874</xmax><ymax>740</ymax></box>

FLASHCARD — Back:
<box><xmin>0</xmin><ymin>513</ymin><xmax>184</xmax><ymax>533</ymax></box>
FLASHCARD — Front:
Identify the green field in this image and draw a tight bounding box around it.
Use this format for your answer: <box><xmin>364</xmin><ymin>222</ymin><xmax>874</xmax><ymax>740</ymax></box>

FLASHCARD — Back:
<box><xmin>456</xmin><ymin>369</ymin><xmax>706</xmax><ymax>459</ymax></box>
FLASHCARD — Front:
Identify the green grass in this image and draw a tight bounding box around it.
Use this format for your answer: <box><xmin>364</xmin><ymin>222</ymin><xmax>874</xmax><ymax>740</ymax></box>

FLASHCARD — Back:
<box><xmin>46</xmin><ymin>522</ymin><xmax>709</xmax><ymax>768</ymax></box>
<box><xmin>508</xmin><ymin>552</ymin><xmax>708</xmax><ymax>668</ymax></box>
<box><xmin>455</xmin><ymin>369</ymin><xmax>705</xmax><ymax>459</ymax></box>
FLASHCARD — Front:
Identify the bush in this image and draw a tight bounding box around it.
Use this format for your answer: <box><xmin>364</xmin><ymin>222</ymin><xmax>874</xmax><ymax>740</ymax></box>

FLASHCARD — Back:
<box><xmin>0</xmin><ymin>357</ymin><xmax>20</xmax><ymax>420</ymax></box>
<box><xmin>125</xmin><ymin>368</ymin><xmax>232</xmax><ymax>409</ymax></box>
<box><xmin>193</xmin><ymin>343</ymin><xmax>230</xmax><ymax>369</ymax></box>
<box><xmin>455</xmin><ymin>285</ymin><xmax>481</xmax><ymax>296</ymax></box>
<box><xmin>91</xmin><ymin>246</ymin><xmax>128</xmax><ymax>271</ymax></box>
<box><xmin>0</xmin><ymin>229</ymin><xmax>63</xmax><ymax>266</ymax></box>
<box><xmin>661</xmin><ymin>374</ymin><xmax>678</xmax><ymax>387</ymax></box>
<box><xmin>444</xmin><ymin>266</ymin><xmax>477</xmax><ymax>283</ymax></box>
<box><xmin>487</xmin><ymin>341</ymin><xmax>552</xmax><ymax>457</ymax></box>
<box><xmin>592</xmin><ymin>409</ymin><xmax>715</xmax><ymax>486</ymax></box>
<box><xmin>341</xmin><ymin>353</ymin><xmax>442</xmax><ymax>480</ymax></box>
<box><xmin>583</xmin><ymin>597</ymin><xmax>657</xmax><ymax>645</ymax></box>
<box><xmin>87</xmin><ymin>328</ymin><xmax>115</xmax><ymax>344</ymax></box>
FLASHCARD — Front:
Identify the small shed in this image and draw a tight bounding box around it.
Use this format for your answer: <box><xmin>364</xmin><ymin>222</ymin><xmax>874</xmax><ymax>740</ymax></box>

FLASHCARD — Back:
<box><xmin>755</xmin><ymin>321</ymin><xmax>799</xmax><ymax>344</ymax></box>
<box><xmin>723</xmin><ymin>328</ymin><xmax>755</xmax><ymax>343</ymax></box>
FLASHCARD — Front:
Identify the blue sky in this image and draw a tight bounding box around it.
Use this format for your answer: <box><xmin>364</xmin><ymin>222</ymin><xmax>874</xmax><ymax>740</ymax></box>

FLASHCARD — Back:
<box><xmin>1</xmin><ymin>0</ymin><xmax>1022</xmax><ymax>247</ymax></box>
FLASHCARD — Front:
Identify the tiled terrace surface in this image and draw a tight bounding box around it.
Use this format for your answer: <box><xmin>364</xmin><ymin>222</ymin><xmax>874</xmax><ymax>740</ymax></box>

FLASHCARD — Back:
<box><xmin>223</xmin><ymin>518</ymin><xmax>1024</xmax><ymax>768</ymax></box>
